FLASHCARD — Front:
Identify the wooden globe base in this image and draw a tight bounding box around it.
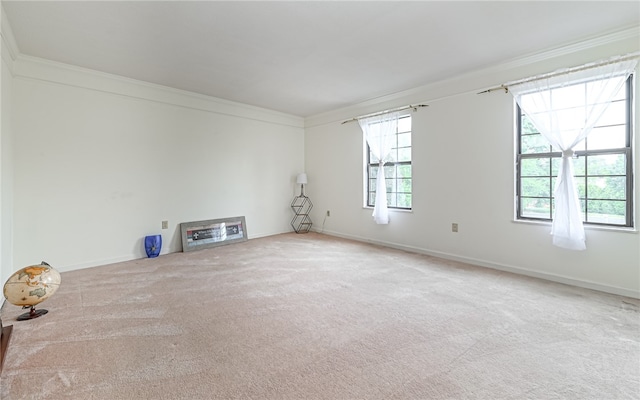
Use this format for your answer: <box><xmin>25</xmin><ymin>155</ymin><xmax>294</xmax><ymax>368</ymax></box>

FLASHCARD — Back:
<box><xmin>17</xmin><ymin>306</ymin><xmax>48</xmax><ymax>321</ymax></box>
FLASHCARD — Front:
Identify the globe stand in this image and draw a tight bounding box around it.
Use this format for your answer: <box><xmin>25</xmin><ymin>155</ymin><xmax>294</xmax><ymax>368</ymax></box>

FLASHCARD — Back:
<box><xmin>17</xmin><ymin>306</ymin><xmax>48</xmax><ymax>321</ymax></box>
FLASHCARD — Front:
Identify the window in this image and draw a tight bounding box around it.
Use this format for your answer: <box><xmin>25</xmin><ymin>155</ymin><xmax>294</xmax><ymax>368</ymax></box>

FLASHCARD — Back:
<box><xmin>366</xmin><ymin>115</ymin><xmax>412</xmax><ymax>209</ymax></box>
<box><xmin>516</xmin><ymin>75</ymin><xmax>633</xmax><ymax>227</ymax></box>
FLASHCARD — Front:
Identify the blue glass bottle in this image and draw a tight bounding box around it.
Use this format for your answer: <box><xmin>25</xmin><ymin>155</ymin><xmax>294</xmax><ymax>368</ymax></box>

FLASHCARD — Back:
<box><xmin>144</xmin><ymin>235</ymin><xmax>162</xmax><ymax>258</ymax></box>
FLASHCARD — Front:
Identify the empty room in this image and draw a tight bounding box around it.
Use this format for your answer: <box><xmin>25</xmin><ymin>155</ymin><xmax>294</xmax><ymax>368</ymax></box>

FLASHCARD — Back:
<box><xmin>0</xmin><ymin>1</ymin><xmax>639</xmax><ymax>399</ymax></box>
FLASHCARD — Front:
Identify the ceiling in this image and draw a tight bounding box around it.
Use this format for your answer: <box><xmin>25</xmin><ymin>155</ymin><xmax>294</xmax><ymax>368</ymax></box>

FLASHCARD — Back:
<box><xmin>3</xmin><ymin>1</ymin><xmax>639</xmax><ymax>117</ymax></box>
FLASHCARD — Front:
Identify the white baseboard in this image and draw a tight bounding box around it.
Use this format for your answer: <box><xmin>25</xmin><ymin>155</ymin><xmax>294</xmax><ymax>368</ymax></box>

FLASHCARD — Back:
<box><xmin>318</xmin><ymin>229</ymin><xmax>640</xmax><ymax>300</ymax></box>
<box><xmin>55</xmin><ymin>229</ymin><xmax>290</xmax><ymax>273</ymax></box>
<box><xmin>56</xmin><ymin>254</ymin><xmax>144</xmax><ymax>273</ymax></box>
<box><xmin>16</xmin><ymin>229</ymin><xmax>638</xmax><ymax>299</ymax></box>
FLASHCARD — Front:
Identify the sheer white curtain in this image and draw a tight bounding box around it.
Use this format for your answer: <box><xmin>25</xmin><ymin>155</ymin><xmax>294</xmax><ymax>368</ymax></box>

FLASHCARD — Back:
<box><xmin>510</xmin><ymin>59</ymin><xmax>636</xmax><ymax>250</ymax></box>
<box><xmin>359</xmin><ymin>112</ymin><xmax>399</xmax><ymax>224</ymax></box>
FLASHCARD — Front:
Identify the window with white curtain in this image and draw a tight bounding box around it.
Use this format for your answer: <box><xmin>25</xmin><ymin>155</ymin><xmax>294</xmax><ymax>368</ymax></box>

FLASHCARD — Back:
<box><xmin>516</xmin><ymin>75</ymin><xmax>633</xmax><ymax>227</ymax></box>
<box><xmin>365</xmin><ymin>115</ymin><xmax>412</xmax><ymax>210</ymax></box>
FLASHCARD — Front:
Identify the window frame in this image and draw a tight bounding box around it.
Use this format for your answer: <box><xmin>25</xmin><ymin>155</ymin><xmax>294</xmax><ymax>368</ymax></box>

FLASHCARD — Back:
<box><xmin>364</xmin><ymin>114</ymin><xmax>412</xmax><ymax>210</ymax></box>
<box><xmin>515</xmin><ymin>74</ymin><xmax>634</xmax><ymax>228</ymax></box>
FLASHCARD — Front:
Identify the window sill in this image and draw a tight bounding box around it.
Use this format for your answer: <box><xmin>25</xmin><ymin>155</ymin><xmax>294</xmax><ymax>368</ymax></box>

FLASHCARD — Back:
<box><xmin>363</xmin><ymin>206</ymin><xmax>413</xmax><ymax>213</ymax></box>
<box><xmin>512</xmin><ymin>218</ymin><xmax>638</xmax><ymax>233</ymax></box>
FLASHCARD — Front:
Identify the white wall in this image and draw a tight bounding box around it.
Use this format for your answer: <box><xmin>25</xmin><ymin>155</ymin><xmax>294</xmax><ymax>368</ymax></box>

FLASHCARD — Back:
<box><xmin>304</xmin><ymin>30</ymin><xmax>640</xmax><ymax>298</ymax></box>
<box><xmin>1</xmin><ymin>5</ymin><xmax>15</xmax><ymax>288</ymax></box>
<box><xmin>1</xmin><ymin>54</ymin><xmax>13</xmax><ymax>288</ymax></box>
<box><xmin>10</xmin><ymin>56</ymin><xmax>305</xmax><ymax>272</ymax></box>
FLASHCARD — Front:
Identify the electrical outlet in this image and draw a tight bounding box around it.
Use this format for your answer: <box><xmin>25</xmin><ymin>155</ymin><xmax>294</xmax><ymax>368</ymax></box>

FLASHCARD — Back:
<box><xmin>452</xmin><ymin>223</ymin><xmax>458</xmax><ymax>233</ymax></box>
<box><xmin>162</xmin><ymin>220</ymin><xmax>169</xmax><ymax>229</ymax></box>
<box><xmin>326</xmin><ymin>210</ymin><xmax>331</xmax><ymax>217</ymax></box>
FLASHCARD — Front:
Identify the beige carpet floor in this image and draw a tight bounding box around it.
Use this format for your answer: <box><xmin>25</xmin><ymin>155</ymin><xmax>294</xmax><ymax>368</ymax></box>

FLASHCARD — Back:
<box><xmin>1</xmin><ymin>232</ymin><xmax>638</xmax><ymax>399</ymax></box>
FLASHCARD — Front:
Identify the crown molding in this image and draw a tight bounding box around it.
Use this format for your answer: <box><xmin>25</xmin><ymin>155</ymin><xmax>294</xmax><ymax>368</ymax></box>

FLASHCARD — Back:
<box><xmin>492</xmin><ymin>24</ymin><xmax>640</xmax><ymax>73</ymax></box>
<box><xmin>13</xmin><ymin>54</ymin><xmax>304</xmax><ymax>128</ymax></box>
<box><xmin>305</xmin><ymin>25</ymin><xmax>640</xmax><ymax>128</ymax></box>
<box><xmin>1</xmin><ymin>6</ymin><xmax>19</xmax><ymax>64</ymax></box>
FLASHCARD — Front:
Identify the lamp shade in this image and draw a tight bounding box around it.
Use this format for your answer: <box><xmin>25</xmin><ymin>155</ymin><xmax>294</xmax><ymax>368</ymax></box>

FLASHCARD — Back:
<box><xmin>296</xmin><ymin>173</ymin><xmax>308</xmax><ymax>184</ymax></box>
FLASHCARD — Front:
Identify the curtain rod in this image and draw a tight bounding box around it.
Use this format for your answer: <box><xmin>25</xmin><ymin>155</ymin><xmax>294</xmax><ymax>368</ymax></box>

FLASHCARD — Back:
<box><xmin>477</xmin><ymin>52</ymin><xmax>640</xmax><ymax>95</ymax></box>
<box><xmin>341</xmin><ymin>104</ymin><xmax>428</xmax><ymax>124</ymax></box>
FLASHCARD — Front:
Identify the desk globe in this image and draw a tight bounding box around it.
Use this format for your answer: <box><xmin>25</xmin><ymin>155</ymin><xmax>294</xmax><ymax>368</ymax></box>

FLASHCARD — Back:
<box><xmin>3</xmin><ymin>262</ymin><xmax>61</xmax><ymax>321</ymax></box>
